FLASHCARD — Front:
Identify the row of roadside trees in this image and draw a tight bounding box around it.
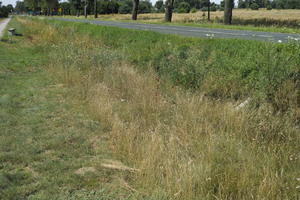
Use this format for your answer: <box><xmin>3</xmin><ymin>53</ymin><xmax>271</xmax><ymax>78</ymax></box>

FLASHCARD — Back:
<box><xmin>13</xmin><ymin>0</ymin><xmax>235</xmax><ymax>23</ymax></box>
<box><xmin>11</xmin><ymin>0</ymin><xmax>300</xmax><ymax>24</ymax></box>
<box><xmin>0</xmin><ymin>1</ymin><xmax>13</xmax><ymax>17</ymax></box>
<box><xmin>14</xmin><ymin>0</ymin><xmax>220</xmax><ymax>16</ymax></box>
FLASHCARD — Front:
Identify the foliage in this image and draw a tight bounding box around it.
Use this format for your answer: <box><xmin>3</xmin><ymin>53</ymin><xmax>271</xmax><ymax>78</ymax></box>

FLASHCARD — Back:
<box><xmin>238</xmin><ymin>0</ymin><xmax>300</xmax><ymax>9</ymax></box>
<box><xmin>118</xmin><ymin>0</ymin><xmax>152</xmax><ymax>14</ymax></box>
<box><xmin>118</xmin><ymin>0</ymin><xmax>131</xmax><ymax>14</ymax></box>
<box><xmin>138</xmin><ymin>1</ymin><xmax>152</xmax><ymax>14</ymax></box>
<box><xmin>250</xmin><ymin>2</ymin><xmax>259</xmax><ymax>10</ymax></box>
<box><xmin>0</xmin><ymin>2</ymin><xmax>12</xmax><ymax>17</ymax></box>
<box><xmin>154</xmin><ymin>0</ymin><xmax>164</xmax><ymax>13</ymax></box>
<box><xmin>15</xmin><ymin>1</ymin><xmax>27</xmax><ymax>13</ymax></box>
<box><xmin>177</xmin><ymin>2</ymin><xmax>191</xmax><ymax>13</ymax></box>
<box><xmin>98</xmin><ymin>0</ymin><xmax>119</xmax><ymax>14</ymax></box>
<box><xmin>190</xmin><ymin>7</ymin><xmax>197</xmax><ymax>13</ymax></box>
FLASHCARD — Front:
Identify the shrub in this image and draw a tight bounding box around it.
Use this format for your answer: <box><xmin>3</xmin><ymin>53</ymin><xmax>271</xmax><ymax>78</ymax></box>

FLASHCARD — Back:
<box><xmin>190</xmin><ymin>7</ymin><xmax>197</xmax><ymax>13</ymax></box>
<box><xmin>266</xmin><ymin>5</ymin><xmax>272</xmax><ymax>10</ymax></box>
<box><xmin>250</xmin><ymin>3</ymin><xmax>259</xmax><ymax>10</ymax></box>
<box><xmin>177</xmin><ymin>2</ymin><xmax>190</xmax><ymax>13</ymax></box>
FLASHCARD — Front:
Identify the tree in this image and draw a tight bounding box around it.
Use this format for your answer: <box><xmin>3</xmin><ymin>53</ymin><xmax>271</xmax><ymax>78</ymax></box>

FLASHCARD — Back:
<box><xmin>139</xmin><ymin>1</ymin><xmax>152</xmax><ymax>13</ymax></box>
<box><xmin>94</xmin><ymin>0</ymin><xmax>97</xmax><ymax>18</ymax></box>
<box><xmin>177</xmin><ymin>2</ymin><xmax>190</xmax><ymax>13</ymax></box>
<box><xmin>60</xmin><ymin>2</ymin><xmax>71</xmax><ymax>15</ymax></box>
<box><xmin>70</xmin><ymin>0</ymin><xmax>82</xmax><ymax>16</ymax></box>
<box><xmin>15</xmin><ymin>1</ymin><xmax>27</xmax><ymax>13</ymax></box>
<box><xmin>207</xmin><ymin>0</ymin><xmax>210</xmax><ymax>21</ymax></box>
<box><xmin>224</xmin><ymin>0</ymin><xmax>233</xmax><ymax>24</ymax></box>
<box><xmin>6</xmin><ymin>4</ymin><xmax>14</xmax><ymax>12</ymax></box>
<box><xmin>238</xmin><ymin>0</ymin><xmax>247</xmax><ymax>8</ymax></box>
<box><xmin>132</xmin><ymin>0</ymin><xmax>139</xmax><ymax>20</ymax></box>
<box><xmin>165</xmin><ymin>0</ymin><xmax>174</xmax><ymax>22</ymax></box>
<box><xmin>250</xmin><ymin>2</ymin><xmax>259</xmax><ymax>9</ymax></box>
<box><xmin>84</xmin><ymin>0</ymin><xmax>88</xmax><ymax>18</ymax></box>
<box><xmin>0</xmin><ymin>2</ymin><xmax>9</xmax><ymax>17</ymax></box>
<box><xmin>118</xmin><ymin>0</ymin><xmax>131</xmax><ymax>14</ymax></box>
<box><xmin>155</xmin><ymin>0</ymin><xmax>164</xmax><ymax>13</ymax></box>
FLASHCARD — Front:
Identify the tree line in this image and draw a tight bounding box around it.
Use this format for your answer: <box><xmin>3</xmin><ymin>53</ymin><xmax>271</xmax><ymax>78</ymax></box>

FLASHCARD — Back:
<box><xmin>13</xmin><ymin>0</ymin><xmax>228</xmax><ymax>23</ymax></box>
<box><xmin>11</xmin><ymin>0</ymin><xmax>300</xmax><ymax>25</ymax></box>
<box><xmin>0</xmin><ymin>1</ymin><xmax>13</xmax><ymax>17</ymax></box>
<box><xmin>238</xmin><ymin>0</ymin><xmax>300</xmax><ymax>10</ymax></box>
<box><xmin>14</xmin><ymin>0</ymin><xmax>221</xmax><ymax>16</ymax></box>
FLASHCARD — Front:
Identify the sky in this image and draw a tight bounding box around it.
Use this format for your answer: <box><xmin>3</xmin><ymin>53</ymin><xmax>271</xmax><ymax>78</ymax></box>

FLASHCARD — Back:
<box><xmin>1</xmin><ymin>0</ymin><xmax>222</xmax><ymax>7</ymax></box>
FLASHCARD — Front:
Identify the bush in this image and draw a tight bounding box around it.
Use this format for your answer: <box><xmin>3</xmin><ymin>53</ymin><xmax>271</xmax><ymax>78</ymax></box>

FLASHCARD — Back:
<box><xmin>0</xmin><ymin>6</ymin><xmax>9</xmax><ymax>18</ymax></box>
<box><xmin>190</xmin><ymin>7</ymin><xmax>197</xmax><ymax>13</ymax></box>
<box><xmin>250</xmin><ymin>3</ymin><xmax>259</xmax><ymax>10</ymax></box>
<box><xmin>266</xmin><ymin>5</ymin><xmax>272</xmax><ymax>10</ymax></box>
<box><xmin>177</xmin><ymin>2</ymin><xmax>190</xmax><ymax>13</ymax></box>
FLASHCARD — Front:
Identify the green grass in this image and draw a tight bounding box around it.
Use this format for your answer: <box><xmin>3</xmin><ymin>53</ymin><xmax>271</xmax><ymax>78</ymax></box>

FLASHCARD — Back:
<box><xmin>45</xmin><ymin>16</ymin><xmax>300</xmax><ymax>110</ymax></box>
<box><xmin>0</xmin><ymin>17</ymin><xmax>132</xmax><ymax>199</ymax></box>
<box><xmin>1</xmin><ymin>17</ymin><xmax>299</xmax><ymax>199</ymax></box>
<box><xmin>54</xmin><ymin>15</ymin><xmax>300</xmax><ymax>34</ymax></box>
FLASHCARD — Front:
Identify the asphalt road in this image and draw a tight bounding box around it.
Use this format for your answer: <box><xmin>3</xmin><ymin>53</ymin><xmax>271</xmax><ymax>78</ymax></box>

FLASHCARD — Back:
<box><xmin>51</xmin><ymin>17</ymin><xmax>300</xmax><ymax>43</ymax></box>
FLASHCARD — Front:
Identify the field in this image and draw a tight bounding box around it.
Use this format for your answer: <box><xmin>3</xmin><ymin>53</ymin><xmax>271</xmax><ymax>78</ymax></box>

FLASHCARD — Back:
<box><xmin>0</xmin><ymin>17</ymin><xmax>299</xmax><ymax>199</ymax></box>
<box><xmin>96</xmin><ymin>9</ymin><xmax>300</xmax><ymax>22</ymax></box>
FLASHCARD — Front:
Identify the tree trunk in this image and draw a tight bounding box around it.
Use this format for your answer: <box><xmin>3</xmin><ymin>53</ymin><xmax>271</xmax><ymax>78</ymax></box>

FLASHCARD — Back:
<box><xmin>94</xmin><ymin>0</ymin><xmax>98</xmax><ymax>18</ymax></box>
<box><xmin>207</xmin><ymin>0</ymin><xmax>210</xmax><ymax>21</ymax></box>
<box><xmin>224</xmin><ymin>0</ymin><xmax>233</xmax><ymax>24</ymax></box>
<box><xmin>84</xmin><ymin>0</ymin><xmax>88</xmax><ymax>18</ymax></box>
<box><xmin>132</xmin><ymin>0</ymin><xmax>139</xmax><ymax>20</ymax></box>
<box><xmin>164</xmin><ymin>0</ymin><xmax>174</xmax><ymax>22</ymax></box>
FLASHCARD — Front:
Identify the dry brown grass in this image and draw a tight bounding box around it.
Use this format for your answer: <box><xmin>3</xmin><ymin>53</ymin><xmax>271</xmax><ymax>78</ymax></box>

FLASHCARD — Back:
<box><xmin>95</xmin><ymin>9</ymin><xmax>300</xmax><ymax>23</ymax></box>
<box><xmin>49</xmin><ymin>43</ymin><xmax>299</xmax><ymax>199</ymax></box>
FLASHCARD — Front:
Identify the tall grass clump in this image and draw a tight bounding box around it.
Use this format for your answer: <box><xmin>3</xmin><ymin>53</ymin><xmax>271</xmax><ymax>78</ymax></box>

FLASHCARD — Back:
<box><xmin>17</xmin><ymin>17</ymin><xmax>300</xmax><ymax>199</ymax></box>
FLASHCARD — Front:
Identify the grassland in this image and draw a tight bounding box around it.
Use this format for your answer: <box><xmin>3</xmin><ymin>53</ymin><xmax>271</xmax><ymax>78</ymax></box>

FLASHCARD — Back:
<box><xmin>0</xmin><ymin>17</ymin><xmax>299</xmax><ymax>199</ymax></box>
<box><xmin>59</xmin><ymin>9</ymin><xmax>300</xmax><ymax>34</ymax></box>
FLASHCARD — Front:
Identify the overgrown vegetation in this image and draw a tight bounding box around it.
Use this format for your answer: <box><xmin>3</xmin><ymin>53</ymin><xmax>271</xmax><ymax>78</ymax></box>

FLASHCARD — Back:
<box><xmin>1</xmin><ymin>17</ymin><xmax>300</xmax><ymax>199</ymax></box>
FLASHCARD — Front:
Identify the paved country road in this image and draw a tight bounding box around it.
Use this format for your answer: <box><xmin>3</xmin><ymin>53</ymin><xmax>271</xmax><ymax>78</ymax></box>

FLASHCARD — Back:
<box><xmin>0</xmin><ymin>17</ymin><xmax>11</xmax><ymax>38</ymax></box>
<box><xmin>51</xmin><ymin>17</ymin><xmax>300</xmax><ymax>43</ymax></box>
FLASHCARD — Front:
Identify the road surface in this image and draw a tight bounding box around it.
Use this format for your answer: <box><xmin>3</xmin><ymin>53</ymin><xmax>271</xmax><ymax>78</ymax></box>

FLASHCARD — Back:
<box><xmin>52</xmin><ymin>17</ymin><xmax>300</xmax><ymax>43</ymax></box>
<box><xmin>0</xmin><ymin>17</ymin><xmax>11</xmax><ymax>38</ymax></box>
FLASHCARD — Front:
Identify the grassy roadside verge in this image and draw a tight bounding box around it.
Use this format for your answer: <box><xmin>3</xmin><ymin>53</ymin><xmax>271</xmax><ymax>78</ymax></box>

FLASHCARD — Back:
<box><xmin>1</xmin><ymin>17</ymin><xmax>300</xmax><ymax>199</ymax></box>
<box><xmin>0</xmin><ymin>17</ymin><xmax>132</xmax><ymax>199</ymax></box>
<box><xmin>54</xmin><ymin>15</ymin><xmax>300</xmax><ymax>34</ymax></box>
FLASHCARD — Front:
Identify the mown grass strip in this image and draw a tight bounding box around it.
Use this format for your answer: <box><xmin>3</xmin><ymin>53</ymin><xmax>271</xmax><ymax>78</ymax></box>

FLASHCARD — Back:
<box><xmin>0</xmin><ymin>17</ymin><xmax>132</xmax><ymax>200</ymax></box>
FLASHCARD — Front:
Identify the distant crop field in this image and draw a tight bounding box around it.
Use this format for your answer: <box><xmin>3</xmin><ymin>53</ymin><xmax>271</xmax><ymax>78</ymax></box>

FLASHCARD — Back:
<box><xmin>91</xmin><ymin>9</ymin><xmax>300</xmax><ymax>28</ymax></box>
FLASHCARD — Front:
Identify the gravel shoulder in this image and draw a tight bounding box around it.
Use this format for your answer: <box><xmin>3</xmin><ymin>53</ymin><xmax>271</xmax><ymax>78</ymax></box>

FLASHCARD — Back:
<box><xmin>0</xmin><ymin>17</ymin><xmax>11</xmax><ymax>38</ymax></box>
